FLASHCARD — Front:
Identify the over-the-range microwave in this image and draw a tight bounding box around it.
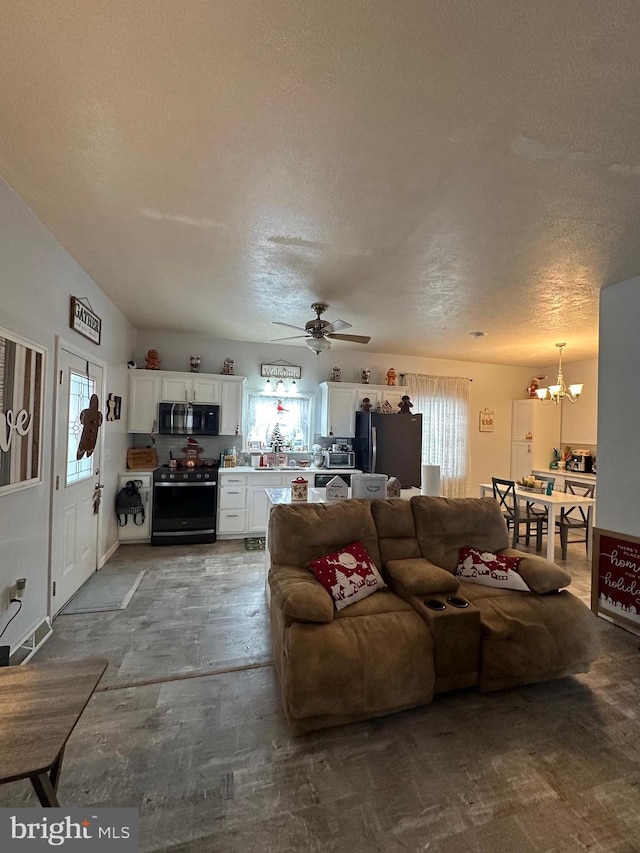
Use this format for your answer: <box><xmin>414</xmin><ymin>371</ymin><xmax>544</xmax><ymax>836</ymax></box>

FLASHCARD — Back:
<box><xmin>157</xmin><ymin>402</ymin><xmax>219</xmax><ymax>436</ymax></box>
<box><xmin>322</xmin><ymin>450</ymin><xmax>355</xmax><ymax>468</ymax></box>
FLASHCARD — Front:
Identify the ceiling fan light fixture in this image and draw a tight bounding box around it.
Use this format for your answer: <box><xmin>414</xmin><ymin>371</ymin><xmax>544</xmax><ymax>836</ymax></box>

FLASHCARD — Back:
<box><xmin>306</xmin><ymin>337</ymin><xmax>331</xmax><ymax>355</ymax></box>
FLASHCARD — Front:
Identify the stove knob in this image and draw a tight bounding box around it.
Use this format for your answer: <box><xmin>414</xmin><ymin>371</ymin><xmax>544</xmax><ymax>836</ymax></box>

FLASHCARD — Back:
<box><xmin>204</xmin><ymin>473</ymin><xmax>209</xmax><ymax>479</ymax></box>
<box><xmin>183</xmin><ymin>473</ymin><xmax>188</xmax><ymax>480</ymax></box>
<box><xmin>160</xmin><ymin>473</ymin><xmax>167</xmax><ymax>480</ymax></box>
<box><xmin>169</xmin><ymin>474</ymin><xmax>175</xmax><ymax>480</ymax></box>
<box><xmin>196</xmin><ymin>473</ymin><xmax>202</xmax><ymax>479</ymax></box>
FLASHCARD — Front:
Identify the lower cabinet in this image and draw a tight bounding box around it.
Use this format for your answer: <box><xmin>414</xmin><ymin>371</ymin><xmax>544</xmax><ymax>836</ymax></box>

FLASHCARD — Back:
<box><xmin>217</xmin><ymin>470</ymin><xmax>305</xmax><ymax>537</ymax></box>
<box><xmin>117</xmin><ymin>472</ymin><xmax>153</xmax><ymax>542</ymax></box>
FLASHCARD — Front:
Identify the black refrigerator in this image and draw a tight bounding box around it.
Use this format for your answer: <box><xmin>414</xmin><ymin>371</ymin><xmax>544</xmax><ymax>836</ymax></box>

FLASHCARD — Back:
<box><xmin>354</xmin><ymin>412</ymin><xmax>423</xmax><ymax>488</ymax></box>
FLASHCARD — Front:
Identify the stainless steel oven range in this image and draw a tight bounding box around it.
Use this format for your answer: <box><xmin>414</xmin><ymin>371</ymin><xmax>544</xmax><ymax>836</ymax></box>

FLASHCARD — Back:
<box><xmin>152</xmin><ymin>463</ymin><xmax>219</xmax><ymax>545</ymax></box>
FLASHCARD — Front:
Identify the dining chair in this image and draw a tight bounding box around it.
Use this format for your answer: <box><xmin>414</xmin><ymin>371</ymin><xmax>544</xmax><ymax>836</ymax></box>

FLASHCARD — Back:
<box><xmin>524</xmin><ymin>474</ymin><xmax>556</xmax><ymax>544</ymax></box>
<box><xmin>491</xmin><ymin>477</ymin><xmax>544</xmax><ymax>551</ymax></box>
<box><xmin>556</xmin><ymin>479</ymin><xmax>595</xmax><ymax>560</ymax></box>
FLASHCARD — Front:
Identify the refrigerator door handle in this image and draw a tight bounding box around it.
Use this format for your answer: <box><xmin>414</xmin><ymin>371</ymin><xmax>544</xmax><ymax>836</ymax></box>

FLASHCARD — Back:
<box><xmin>371</xmin><ymin>425</ymin><xmax>377</xmax><ymax>473</ymax></box>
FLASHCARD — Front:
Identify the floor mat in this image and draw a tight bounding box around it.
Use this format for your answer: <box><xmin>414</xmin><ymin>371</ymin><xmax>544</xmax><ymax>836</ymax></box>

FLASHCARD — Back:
<box><xmin>244</xmin><ymin>537</ymin><xmax>265</xmax><ymax>551</ymax></box>
<box><xmin>61</xmin><ymin>570</ymin><xmax>146</xmax><ymax>614</ymax></box>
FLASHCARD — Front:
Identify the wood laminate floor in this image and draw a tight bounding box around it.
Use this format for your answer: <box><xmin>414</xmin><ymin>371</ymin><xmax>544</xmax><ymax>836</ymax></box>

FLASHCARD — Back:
<box><xmin>1</xmin><ymin>536</ymin><xmax>639</xmax><ymax>852</ymax></box>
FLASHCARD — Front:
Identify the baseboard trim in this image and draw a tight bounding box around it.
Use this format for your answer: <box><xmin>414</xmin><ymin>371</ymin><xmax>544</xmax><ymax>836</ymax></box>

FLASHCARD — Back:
<box><xmin>99</xmin><ymin>539</ymin><xmax>120</xmax><ymax>568</ymax></box>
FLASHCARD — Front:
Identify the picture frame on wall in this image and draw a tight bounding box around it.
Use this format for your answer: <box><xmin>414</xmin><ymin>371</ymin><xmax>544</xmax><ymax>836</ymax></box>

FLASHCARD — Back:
<box><xmin>106</xmin><ymin>393</ymin><xmax>122</xmax><ymax>421</ymax></box>
<box><xmin>0</xmin><ymin>327</ymin><xmax>47</xmax><ymax>495</ymax></box>
<box><xmin>479</xmin><ymin>408</ymin><xmax>494</xmax><ymax>432</ymax></box>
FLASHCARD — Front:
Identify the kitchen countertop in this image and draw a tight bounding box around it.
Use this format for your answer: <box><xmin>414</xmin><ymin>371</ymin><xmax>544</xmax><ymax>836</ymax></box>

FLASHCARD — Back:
<box><xmin>266</xmin><ymin>486</ymin><xmax>423</xmax><ymax>505</ymax></box>
<box><xmin>532</xmin><ymin>468</ymin><xmax>596</xmax><ymax>482</ymax></box>
<box><xmin>220</xmin><ymin>465</ymin><xmax>359</xmax><ymax>474</ymax></box>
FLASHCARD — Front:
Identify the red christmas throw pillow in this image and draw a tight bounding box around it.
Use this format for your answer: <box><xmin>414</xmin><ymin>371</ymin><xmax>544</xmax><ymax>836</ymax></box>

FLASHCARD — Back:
<box><xmin>310</xmin><ymin>541</ymin><xmax>387</xmax><ymax>610</ymax></box>
<box><xmin>456</xmin><ymin>546</ymin><xmax>529</xmax><ymax>591</ymax></box>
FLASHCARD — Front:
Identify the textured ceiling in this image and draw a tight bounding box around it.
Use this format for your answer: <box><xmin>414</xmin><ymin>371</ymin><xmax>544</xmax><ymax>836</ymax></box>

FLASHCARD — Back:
<box><xmin>2</xmin><ymin>1</ymin><xmax>640</xmax><ymax>366</ymax></box>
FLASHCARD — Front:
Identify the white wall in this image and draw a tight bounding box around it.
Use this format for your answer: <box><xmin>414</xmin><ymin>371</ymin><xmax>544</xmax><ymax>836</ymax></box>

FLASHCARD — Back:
<box><xmin>135</xmin><ymin>332</ymin><xmax>534</xmax><ymax>494</ymax></box>
<box><xmin>538</xmin><ymin>356</ymin><xmax>599</xmax><ymax>449</ymax></box>
<box><xmin>597</xmin><ymin>279</ymin><xmax>639</xmax><ymax>536</ymax></box>
<box><xmin>0</xmin><ymin>178</ymin><xmax>135</xmax><ymax>650</ymax></box>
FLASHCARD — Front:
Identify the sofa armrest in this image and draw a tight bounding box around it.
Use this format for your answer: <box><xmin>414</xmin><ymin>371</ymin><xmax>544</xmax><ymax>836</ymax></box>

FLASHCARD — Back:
<box><xmin>385</xmin><ymin>558</ymin><xmax>460</xmax><ymax>595</ymax></box>
<box><xmin>501</xmin><ymin>549</ymin><xmax>572</xmax><ymax>593</ymax></box>
<box><xmin>268</xmin><ymin>565</ymin><xmax>334</xmax><ymax>623</ymax></box>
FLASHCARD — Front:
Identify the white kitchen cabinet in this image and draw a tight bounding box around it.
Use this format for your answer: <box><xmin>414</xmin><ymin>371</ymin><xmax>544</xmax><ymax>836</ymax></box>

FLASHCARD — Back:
<box><xmin>161</xmin><ymin>374</ymin><xmax>220</xmax><ymax>403</ymax></box>
<box><xmin>217</xmin><ymin>472</ymin><xmax>248</xmax><ymax>536</ymax></box>
<box><xmin>219</xmin><ymin>376</ymin><xmax>245</xmax><ymax>435</ymax></box>
<box><xmin>319</xmin><ymin>382</ymin><xmax>414</xmax><ymax>436</ymax></box>
<box><xmin>117</xmin><ymin>472</ymin><xmax>152</xmax><ymax>541</ymax></box>
<box><xmin>510</xmin><ymin>399</ymin><xmax>560</xmax><ymax>477</ymax></box>
<box><xmin>511</xmin><ymin>440</ymin><xmax>534</xmax><ymax>483</ymax></box>
<box><xmin>247</xmin><ymin>472</ymin><xmax>285</xmax><ymax>533</ymax></box>
<box><xmin>320</xmin><ymin>383</ymin><xmax>358</xmax><ymax>437</ymax></box>
<box><xmin>127</xmin><ymin>372</ymin><xmax>161</xmax><ymax>433</ymax></box>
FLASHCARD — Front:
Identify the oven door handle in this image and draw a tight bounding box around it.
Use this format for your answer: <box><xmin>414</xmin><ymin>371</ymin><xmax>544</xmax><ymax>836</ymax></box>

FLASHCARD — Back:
<box><xmin>154</xmin><ymin>481</ymin><xmax>217</xmax><ymax>487</ymax></box>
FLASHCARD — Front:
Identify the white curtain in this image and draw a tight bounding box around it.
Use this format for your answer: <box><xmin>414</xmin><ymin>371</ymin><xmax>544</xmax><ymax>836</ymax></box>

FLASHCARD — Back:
<box><xmin>403</xmin><ymin>374</ymin><xmax>470</xmax><ymax>498</ymax></box>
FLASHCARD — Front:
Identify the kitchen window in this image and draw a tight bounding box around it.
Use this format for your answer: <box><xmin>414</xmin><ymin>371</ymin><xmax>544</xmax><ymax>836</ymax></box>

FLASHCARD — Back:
<box><xmin>245</xmin><ymin>394</ymin><xmax>311</xmax><ymax>450</ymax></box>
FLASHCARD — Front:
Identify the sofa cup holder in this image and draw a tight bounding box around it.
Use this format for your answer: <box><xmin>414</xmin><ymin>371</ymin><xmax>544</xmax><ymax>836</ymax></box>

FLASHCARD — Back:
<box><xmin>424</xmin><ymin>599</ymin><xmax>447</xmax><ymax>611</ymax></box>
<box><xmin>446</xmin><ymin>596</ymin><xmax>469</xmax><ymax>608</ymax></box>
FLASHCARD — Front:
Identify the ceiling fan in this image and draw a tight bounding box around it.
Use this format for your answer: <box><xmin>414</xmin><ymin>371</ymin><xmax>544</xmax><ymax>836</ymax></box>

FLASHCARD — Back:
<box><xmin>272</xmin><ymin>302</ymin><xmax>371</xmax><ymax>354</ymax></box>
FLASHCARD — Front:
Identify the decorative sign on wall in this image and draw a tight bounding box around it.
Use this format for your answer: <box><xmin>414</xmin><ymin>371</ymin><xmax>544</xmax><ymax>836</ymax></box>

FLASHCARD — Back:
<box><xmin>592</xmin><ymin>528</ymin><xmax>640</xmax><ymax>634</ymax></box>
<box><xmin>479</xmin><ymin>408</ymin><xmax>494</xmax><ymax>432</ymax></box>
<box><xmin>261</xmin><ymin>361</ymin><xmax>301</xmax><ymax>380</ymax></box>
<box><xmin>0</xmin><ymin>327</ymin><xmax>46</xmax><ymax>495</ymax></box>
<box><xmin>70</xmin><ymin>296</ymin><xmax>102</xmax><ymax>345</ymax></box>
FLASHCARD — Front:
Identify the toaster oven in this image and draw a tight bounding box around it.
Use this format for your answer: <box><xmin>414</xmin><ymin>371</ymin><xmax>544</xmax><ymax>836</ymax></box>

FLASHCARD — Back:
<box><xmin>322</xmin><ymin>450</ymin><xmax>355</xmax><ymax>468</ymax></box>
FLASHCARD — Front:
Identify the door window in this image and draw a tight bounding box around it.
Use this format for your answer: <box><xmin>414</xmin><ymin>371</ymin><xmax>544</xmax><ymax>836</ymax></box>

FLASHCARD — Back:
<box><xmin>66</xmin><ymin>370</ymin><xmax>96</xmax><ymax>485</ymax></box>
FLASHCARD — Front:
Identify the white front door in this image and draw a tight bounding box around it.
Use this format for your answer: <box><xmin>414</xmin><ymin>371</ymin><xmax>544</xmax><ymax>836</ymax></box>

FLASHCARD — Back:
<box><xmin>51</xmin><ymin>346</ymin><xmax>104</xmax><ymax>614</ymax></box>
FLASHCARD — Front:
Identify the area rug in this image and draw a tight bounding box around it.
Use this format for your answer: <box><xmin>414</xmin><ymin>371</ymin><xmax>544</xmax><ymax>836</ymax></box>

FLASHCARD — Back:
<box><xmin>61</xmin><ymin>570</ymin><xmax>146</xmax><ymax>615</ymax></box>
<box><xmin>244</xmin><ymin>537</ymin><xmax>265</xmax><ymax>551</ymax></box>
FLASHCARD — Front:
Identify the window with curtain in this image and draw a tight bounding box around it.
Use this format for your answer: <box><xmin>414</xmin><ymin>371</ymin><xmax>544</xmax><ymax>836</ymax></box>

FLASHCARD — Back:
<box><xmin>403</xmin><ymin>374</ymin><xmax>470</xmax><ymax>497</ymax></box>
<box><xmin>245</xmin><ymin>394</ymin><xmax>311</xmax><ymax>449</ymax></box>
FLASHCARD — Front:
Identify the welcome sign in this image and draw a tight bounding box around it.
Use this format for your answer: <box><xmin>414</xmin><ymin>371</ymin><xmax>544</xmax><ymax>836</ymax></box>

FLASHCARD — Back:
<box><xmin>0</xmin><ymin>328</ymin><xmax>46</xmax><ymax>495</ymax></box>
<box><xmin>592</xmin><ymin>528</ymin><xmax>640</xmax><ymax>633</ymax></box>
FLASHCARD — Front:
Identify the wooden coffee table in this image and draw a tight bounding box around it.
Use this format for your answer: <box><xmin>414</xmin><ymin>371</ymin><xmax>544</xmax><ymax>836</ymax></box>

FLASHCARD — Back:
<box><xmin>0</xmin><ymin>658</ymin><xmax>108</xmax><ymax>806</ymax></box>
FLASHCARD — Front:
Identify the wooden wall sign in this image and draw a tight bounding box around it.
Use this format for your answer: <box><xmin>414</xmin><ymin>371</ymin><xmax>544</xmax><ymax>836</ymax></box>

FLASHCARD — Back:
<box><xmin>70</xmin><ymin>297</ymin><xmax>101</xmax><ymax>345</ymax></box>
<box><xmin>592</xmin><ymin>527</ymin><xmax>640</xmax><ymax>635</ymax></box>
<box><xmin>0</xmin><ymin>327</ymin><xmax>46</xmax><ymax>495</ymax></box>
<box><xmin>479</xmin><ymin>409</ymin><xmax>494</xmax><ymax>432</ymax></box>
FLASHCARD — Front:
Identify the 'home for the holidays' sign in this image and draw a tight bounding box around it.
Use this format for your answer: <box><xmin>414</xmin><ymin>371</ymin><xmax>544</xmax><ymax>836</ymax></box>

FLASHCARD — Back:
<box><xmin>593</xmin><ymin>528</ymin><xmax>640</xmax><ymax>632</ymax></box>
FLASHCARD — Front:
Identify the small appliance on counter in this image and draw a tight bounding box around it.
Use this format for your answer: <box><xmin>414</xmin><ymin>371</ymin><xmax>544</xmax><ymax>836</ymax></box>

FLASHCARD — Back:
<box><xmin>569</xmin><ymin>452</ymin><xmax>594</xmax><ymax>473</ymax></box>
<box><xmin>322</xmin><ymin>450</ymin><xmax>355</xmax><ymax>468</ymax></box>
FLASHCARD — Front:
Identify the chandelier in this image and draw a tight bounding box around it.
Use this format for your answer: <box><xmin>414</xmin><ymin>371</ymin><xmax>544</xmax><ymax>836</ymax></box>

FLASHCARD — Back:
<box><xmin>535</xmin><ymin>343</ymin><xmax>583</xmax><ymax>405</ymax></box>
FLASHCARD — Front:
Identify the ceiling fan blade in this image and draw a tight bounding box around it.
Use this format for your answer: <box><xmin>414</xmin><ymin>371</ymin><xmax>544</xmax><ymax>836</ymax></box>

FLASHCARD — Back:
<box><xmin>272</xmin><ymin>321</ymin><xmax>308</xmax><ymax>332</ymax></box>
<box><xmin>327</xmin><ymin>333</ymin><xmax>371</xmax><ymax>344</ymax></box>
<box><xmin>323</xmin><ymin>319</ymin><xmax>352</xmax><ymax>334</ymax></box>
<box><xmin>270</xmin><ymin>334</ymin><xmax>309</xmax><ymax>342</ymax></box>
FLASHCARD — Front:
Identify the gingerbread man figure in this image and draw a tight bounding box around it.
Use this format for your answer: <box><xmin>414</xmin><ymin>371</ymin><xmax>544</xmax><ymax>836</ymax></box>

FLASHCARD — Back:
<box><xmin>385</xmin><ymin>368</ymin><xmax>397</xmax><ymax>386</ymax></box>
<box><xmin>361</xmin><ymin>397</ymin><xmax>372</xmax><ymax>413</ymax></box>
<box><xmin>145</xmin><ymin>349</ymin><xmax>161</xmax><ymax>370</ymax></box>
<box><xmin>398</xmin><ymin>395</ymin><xmax>413</xmax><ymax>414</ymax></box>
<box><xmin>76</xmin><ymin>394</ymin><xmax>103</xmax><ymax>459</ymax></box>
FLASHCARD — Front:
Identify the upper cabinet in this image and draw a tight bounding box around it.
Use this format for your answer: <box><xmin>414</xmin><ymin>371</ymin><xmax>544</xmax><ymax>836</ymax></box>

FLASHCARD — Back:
<box><xmin>161</xmin><ymin>375</ymin><xmax>220</xmax><ymax>403</ymax></box>
<box><xmin>127</xmin><ymin>370</ymin><xmax>245</xmax><ymax>434</ymax></box>
<box><xmin>319</xmin><ymin>382</ymin><xmax>413</xmax><ymax>437</ymax></box>
<box><xmin>512</xmin><ymin>399</ymin><xmax>560</xmax><ymax>443</ymax></box>
<box><xmin>219</xmin><ymin>376</ymin><xmax>246</xmax><ymax>436</ymax></box>
<box><xmin>320</xmin><ymin>383</ymin><xmax>358</xmax><ymax>436</ymax></box>
<box><xmin>127</xmin><ymin>371</ymin><xmax>160</xmax><ymax>433</ymax></box>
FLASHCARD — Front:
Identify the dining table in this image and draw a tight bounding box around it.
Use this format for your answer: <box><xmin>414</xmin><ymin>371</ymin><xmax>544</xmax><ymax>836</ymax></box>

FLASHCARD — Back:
<box><xmin>479</xmin><ymin>483</ymin><xmax>596</xmax><ymax>562</ymax></box>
